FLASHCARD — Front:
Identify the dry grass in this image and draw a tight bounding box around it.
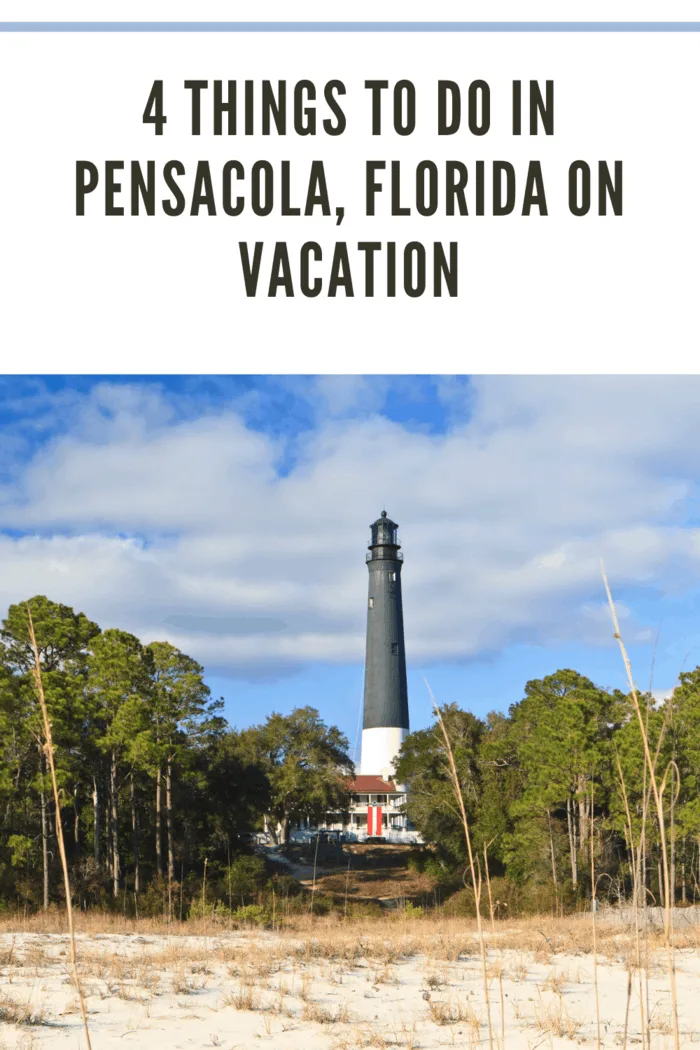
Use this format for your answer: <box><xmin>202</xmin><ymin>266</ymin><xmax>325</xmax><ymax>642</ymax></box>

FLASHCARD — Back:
<box><xmin>3</xmin><ymin>908</ymin><xmax>699</xmax><ymax>957</ymax></box>
<box><xmin>302</xmin><ymin>999</ymin><xmax>350</xmax><ymax>1024</ymax></box>
<box><xmin>221</xmin><ymin>984</ymin><xmax>260</xmax><ymax>1010</ymax></box>
<box><xmin>427</xmin><ymin>995</ymin><xmax>482</xmax><ymax>1028</ymax></box>
<box><xmin>0</xmin><ymin>991</ymin><xmax>50</xmax><ymax>1027</ymax></box>
<box><xmin>0</xmin><ymin>915</ymin><xmax>697</xmax><ymax>1047</ymax></box>
<box><xmin>532</xmin><ymin>998</ymin><xmax>583</xmax><ymax>1040</ymax></box>
<box><xmin>542</xmin><ymin>967</ymin><xmax>567</xmax><ymax>994</ymax></box>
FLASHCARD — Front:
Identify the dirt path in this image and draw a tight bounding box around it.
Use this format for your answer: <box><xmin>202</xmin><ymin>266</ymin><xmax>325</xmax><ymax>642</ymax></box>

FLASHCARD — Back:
<box><xmin>261</xmin><ymin>842</ymin><xmax>435</xmax><ymax>904</ymax></box>
<box><xmin>258</xmin><ymin>846</ymin><xmax>331</xmax><ymax>885</ymax></box>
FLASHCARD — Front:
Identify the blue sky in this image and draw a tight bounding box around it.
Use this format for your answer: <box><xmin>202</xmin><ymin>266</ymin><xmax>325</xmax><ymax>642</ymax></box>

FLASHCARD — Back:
<box><xmin>1</xmin><ymin>374</ymin><xmax>699</xmax><ymax>764</ymax></box>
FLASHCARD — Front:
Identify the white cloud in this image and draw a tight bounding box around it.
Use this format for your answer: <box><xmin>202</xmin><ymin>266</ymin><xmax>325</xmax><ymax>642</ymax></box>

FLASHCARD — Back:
<box><xmin>1</xmin><ymin>376</ymin><xmax>700</xmax><ymax>677</ymax></box>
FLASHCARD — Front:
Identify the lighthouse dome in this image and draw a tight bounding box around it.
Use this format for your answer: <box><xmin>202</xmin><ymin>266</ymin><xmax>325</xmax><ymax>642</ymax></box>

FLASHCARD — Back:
<box><xmin>370</xmin><ymin>510</ymin><xmax>399</xmax><ymax>549</ymax></box>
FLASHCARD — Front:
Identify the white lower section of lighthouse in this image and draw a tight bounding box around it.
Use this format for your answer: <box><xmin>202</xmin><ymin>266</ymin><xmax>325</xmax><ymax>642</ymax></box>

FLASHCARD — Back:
<box><xmin>360</xmin><ymin>726</ymin><xmax>407</xmax><ymax>780</ymax></box>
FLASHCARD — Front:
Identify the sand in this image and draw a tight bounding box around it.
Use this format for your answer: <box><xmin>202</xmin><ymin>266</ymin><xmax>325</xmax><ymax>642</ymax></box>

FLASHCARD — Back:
<box><xmin>1</xmin><ymin>926</ymin><xmax>699</xmax><ymax>1049</ymax></box>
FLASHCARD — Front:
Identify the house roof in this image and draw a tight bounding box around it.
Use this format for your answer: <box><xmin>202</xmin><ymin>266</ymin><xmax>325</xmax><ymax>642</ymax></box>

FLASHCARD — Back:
<box><xmin>349</xmin><ymin>774</ymin><xmax>398</xmax><ymax>793</ymax></box>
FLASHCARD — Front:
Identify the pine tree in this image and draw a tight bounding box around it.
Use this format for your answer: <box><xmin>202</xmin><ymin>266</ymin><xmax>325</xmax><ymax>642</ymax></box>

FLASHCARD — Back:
<box><xmin>237</xmin><ymin>707</ymin><xmax>353</xmax><ymax>844</ymax></box>
<box><xmin>87</xmin><ymin>629</ymin><xmax>152</xmax><ymax>897</ymax></box>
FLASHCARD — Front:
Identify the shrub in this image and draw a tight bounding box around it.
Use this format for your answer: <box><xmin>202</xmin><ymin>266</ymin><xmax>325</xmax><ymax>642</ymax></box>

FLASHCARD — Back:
<box><xmin>223</xmin><ymin>854</ymin><xmax>266</xmax><ymax>907</ymax></box>
<box><xmin>187</xmin><ymin>897</ymin><xmax>217</xmax><ymax>921</ymax></box>
<box><xmin>137</xmin><ymin>875</ymin><xmax>170</xmax><ymax>918</ymax></box>
<box><xmin>344</xmin><ymin>899</ymin><xmax>383</xmax><ymax>920</ymax></box>
<box><xmin>231</xmin><ymin>903</ymin><xmax>269</xmax><ymax>926</ymax></box>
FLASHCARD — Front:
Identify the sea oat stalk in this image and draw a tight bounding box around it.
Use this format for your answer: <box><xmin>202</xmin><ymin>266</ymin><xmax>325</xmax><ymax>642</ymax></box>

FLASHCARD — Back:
<box><xmin>426</xmin><ymin>679</ymin><xmax>495</xmax><ymax>1050</ymax></box>
<box><xmin>614</xmin><ymin>745</ymin><xmax>646</xmax><ymax>1050</ymax></box>
<box><xmin>590</xmin><ymin>782</ymin><xmax>601</xmax><ymax>1050</ymax></box>
<box><xmin>26</xmin><ymin>602</ymin><xmax>92</xmax><ymax>1050</ymax></box>
<box><xmin>601</xmin><ymin>566</ymin><xmax>679</xmax><ymax>1050</ymax></box>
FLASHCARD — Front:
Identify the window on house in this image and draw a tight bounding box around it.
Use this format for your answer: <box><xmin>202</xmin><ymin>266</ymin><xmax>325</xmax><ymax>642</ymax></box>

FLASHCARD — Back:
<box><xmin>368</xmin><ymin>597</ymin><xmax>374</xmax><ymax>609</ymax></box>
<box><xmin>354</xmin><ymin>814</ymin><xmax>367</xmax><ymax>827</ymax></box>
<box><xmin>356</xmin><ymin>794</ymin><xmax>369</xmax><ymax>804</ymax></box>
<box><xmin>374</xmin><ymin>794</ymin><xmax>387</xmax><ymax>804</ymax></box>
<box><xmin>391</xmin><ymin>642</ymin><xmax>399</xmax><ymax>655</ymax></box>
<box><xmin>390</xmin><ymin>572</ymin><xmax>396</xmax><ymax>581</ymax></box>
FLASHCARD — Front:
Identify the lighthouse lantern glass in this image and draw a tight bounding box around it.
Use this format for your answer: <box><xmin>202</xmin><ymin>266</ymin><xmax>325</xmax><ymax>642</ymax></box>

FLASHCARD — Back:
<box><xmin>370</xmin><ymin>512</ymin><xmax>399</xmax><ymax>550</ymax></box>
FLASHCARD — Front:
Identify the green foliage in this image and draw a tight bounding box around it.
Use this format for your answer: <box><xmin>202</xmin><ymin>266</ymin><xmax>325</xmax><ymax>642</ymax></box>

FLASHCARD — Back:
<box><xmin>0</xmin><ymin>592</ymin><xmax>360</xmax><ymax>915</ymax></box>
<box><xmin>1</xmin><ymin>590</ymin><xmax>699</xmax><ymax>917</ymax></box>
<box><xmin>87</xmin><ymin>629</ymin><xmax>152</xmax><ymax>753</ymax></box>
<box><xmin>136</xmin><ymin>876</ymin><xmax>171</xmax><ymax>918</ymax></box>
<box><xmin>7</xmin><ymin>835</ymin><xmax>34</xmax><ymax>868</ymax></box>
<box><xmin>230</xmin><ymin>903</ymin><xmax>269</xmax><ymax>926</ymax></box>
<box><xmin>147</xmin><ymin>641</ymin><xmax>223</xmax><ymax>765</ymax></box>
<box><xmin>671</xmin><ymin>669</ymin><xmax>700</xmax><ymax>841</ymax></box>
<box><xmin>235</xmin><ymin>706</ymin><xmax>354</xmax><ymax>842</ymax></box>
<box><xmin>186</xmin><ymin>897</ymin><xmax>217</xmax><ymax>921</ymax></box>
<box><xmin>1</xmin><ymin>595</ymin><xmax>100</xmax><ymax>674</ymax></box>
<box><xmin>395</xmin><ymin>704</ymin><xmax>484</xmax><ymax>865</ymax></box>
<box><xmin>396</xmin><ymin>668</ymin><xmax>700</xmax><ymax>910</ymax></box>
<box><xmin>225</xmin><ymin>854</ymin><xmax>266</xmax><ymax>902</ymax></box>
<box><xmin>345</xmin><ymin>899</ymin><xmax>383</xmax><ymax>920</ymax></box>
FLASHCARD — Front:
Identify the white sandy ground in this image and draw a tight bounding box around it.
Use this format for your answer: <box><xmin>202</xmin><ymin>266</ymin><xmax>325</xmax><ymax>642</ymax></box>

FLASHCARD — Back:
<box><xmin>1</xmin><ymin>930</ymin><xmax>699</xmax><ymax>1050</ymax></box>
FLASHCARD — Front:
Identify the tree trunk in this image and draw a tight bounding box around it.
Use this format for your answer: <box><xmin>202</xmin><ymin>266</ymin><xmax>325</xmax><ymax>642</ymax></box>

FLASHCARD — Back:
<box><xmin>547</xmin><ymin>809</ymin><xmax>559</xmax><ymax>901</ymax></box>
<box><xmin>670</xmin><ymin>766</ymin><xmax>676</xmax><ymax>905</ymax></box>
<box><xmin>578</xmin><ymin>785</ymin><xmax>589</xmax><ymax>859</ymax></box>
<box><xmin>105</xmin><ymin>800</ymin><xmax>112</xmax><ymax>880</ymax></box>
<box><xmin>266</xmin><ymin>815</ymin><xmax>279</xmax><ymax>845</ymax></box>
<box><xmin>566</xmin><ymin>796</ymin><xmax>578</xmax><ymax>888</ymax></box>
<box><xmin>4</xmin><ymin>748</ymin><xmax>22</xmax><ymax>827</ymax></box>
<box><xmin>281</xmin><ymin>815</ymin><xmax>290</xmax><ymax>845</ymax></box>
<box><xmin>73</xmin><ymin>786</ymin><xmax>80</xmax><ymax>851</ymax></box>
<box><xmin>92</xmin><ymin>777</ymin><xmax>100</xmax><ymax>869</ymax></box>
<box><xmin>130</xmin><ymin>771</ymin><xmax>140</xmax><ymax>895</ymax></box>
<box><xmin>166</xmin><ymin>756</ymin><xmax>175</xmax><ymax>886</ymax></box>
<box><xmin>110</xmin><ymin>750</ymin><xmax>120</xmax><ymax>896</ymax></box>
<box><xmin>638</xmin><ymin>823</ymin><xmax>647</xmax><ymax>910</ymax></box>
<box><xmin>39</xmin><ymin>749</ymin><xmax>49</xmax><ymax>910</ymax></box>
<box><xmin>155</xmin><ymin>766</ymin><xmax>162</xmax><ymax>877</ymax></box>
<box><xmin>681</xmin><ymin>838</ymin><xmax>687</xmax><ymax>904</ymax></box>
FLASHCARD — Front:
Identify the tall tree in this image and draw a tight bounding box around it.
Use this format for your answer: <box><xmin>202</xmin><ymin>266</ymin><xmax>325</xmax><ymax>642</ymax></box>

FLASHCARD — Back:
<box><xmin>668</xmin><ymin>672</ymin><xmax>700</xmax><ymax>899</ymax></box>
<box><xmin>395</xmin><ymin>704</ymin><xmax>485</xmax><ymax>867</ymax></box>
<box><xmin>87</xmin><ymin>629</ymin><xmax>152</xmax><ymax>897</ymax></box>
<box><xmin>1</xmin><ymin>596</ymin><xmax>100</xmax><ymax>674</ymax></box>
<box><xmin>508</xmin><ymin>670</ymin><xmax>616</xmax><ymax>889</ymax></box>
<box><xmin>237</xmin><ymin>706</ymin><xmax>353</xmax><ymax>844</ymax></box>
<box><xmin>146</xmin><ymin>642</ymin><xmax>220</xmax><ymax>893</ymax></box>
<box><xmin>1</xmin><ymin>598</ymin><xmax>99</xmax><ymax>907</ymax></box>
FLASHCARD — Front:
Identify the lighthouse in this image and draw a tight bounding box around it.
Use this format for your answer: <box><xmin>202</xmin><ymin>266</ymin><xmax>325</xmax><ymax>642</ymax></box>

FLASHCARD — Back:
<box><xmin>297</xmin><ymin>511</ymin><xmax>417</xmax><ymax>842</ymax></box>
<box><xmin>360</xmin><ymin>511</ymin><xmax>409</xmax><ymax>778</ymax></box>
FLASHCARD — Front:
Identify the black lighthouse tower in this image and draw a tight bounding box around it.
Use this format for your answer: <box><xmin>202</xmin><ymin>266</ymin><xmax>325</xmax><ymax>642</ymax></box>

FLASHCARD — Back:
<box><xmin>361</xmin><ymin>511</ymin><xmax>409</xmax><ymax>777</ymax></box>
